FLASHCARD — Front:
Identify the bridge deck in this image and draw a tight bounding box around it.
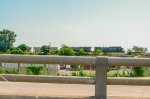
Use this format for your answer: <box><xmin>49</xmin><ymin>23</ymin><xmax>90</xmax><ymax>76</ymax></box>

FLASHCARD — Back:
<box><xmin>0</xmin><ymin>81</ymin><xmax>149</xmax><ymax>99</ymax></box>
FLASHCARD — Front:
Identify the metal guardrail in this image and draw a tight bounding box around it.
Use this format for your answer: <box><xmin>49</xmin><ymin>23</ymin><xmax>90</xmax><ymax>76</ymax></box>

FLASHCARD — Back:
<box><xmin>0</xmin><ymin>54</ymin><xmax>150</xmax><ymax>99</ymax></box>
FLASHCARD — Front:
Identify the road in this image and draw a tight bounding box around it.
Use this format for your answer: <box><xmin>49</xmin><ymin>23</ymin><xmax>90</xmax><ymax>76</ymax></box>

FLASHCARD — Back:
<box><xmin>0</xmin><ymin>81</ymin><xmax>149</xmax><ymax>99</ymax></box>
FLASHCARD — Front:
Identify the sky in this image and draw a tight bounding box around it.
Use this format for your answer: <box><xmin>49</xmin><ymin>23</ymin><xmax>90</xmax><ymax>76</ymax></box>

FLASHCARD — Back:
<box><xmin>0</xmin><ymin>0</ymin><xmax>150</xmax><ymax>51</ymax></box>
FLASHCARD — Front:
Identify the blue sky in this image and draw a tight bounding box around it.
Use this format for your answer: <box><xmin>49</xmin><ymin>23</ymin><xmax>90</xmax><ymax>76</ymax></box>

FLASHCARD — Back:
<box><xmin>1</xmin><ymin>0</ymin><xmax>150</xmax><ymax>51</ymax></box>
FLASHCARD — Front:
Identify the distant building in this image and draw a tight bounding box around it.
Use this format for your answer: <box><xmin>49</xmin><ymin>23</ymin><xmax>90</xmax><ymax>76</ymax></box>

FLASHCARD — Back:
<box><xmin>33</xmin><ymin>47</ymin><xmax>41</xmax><ymax>52</ymax></box>
<box><xmin>33</xmin><ymin>47</ymin><xmax>58</xmax><ymax>52</ymax></box>
<box><xmin>30</xmin><ymin>47</ymin><xmax>35</xmax><ymax>52</ymax></box>
<box><xmin>28</xmin><ymin>47</ymin><xmax>32</xmax><ymax>51</ymax></box>
<box><xmin>94</xmin><ymin>46</ymin><xmax>124</xmax><ymax>53</ymax></box>
<box><xmin>71</xmin><ymin>47</ymin><xmax>92</xmax><ymax>52</ymax></box>
<box><xmin>50</xmin><ymin>47</ymin><xmax>58</xmax><ymax>52</ymax></box>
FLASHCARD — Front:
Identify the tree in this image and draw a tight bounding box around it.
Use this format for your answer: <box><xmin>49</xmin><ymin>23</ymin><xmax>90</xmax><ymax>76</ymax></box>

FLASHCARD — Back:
<box><xmin>17</xmin><ymin>44</ymin><xmax>29</xmax><ymax>52</ymax></box>
<box><xmin>127</xmin><ymin>49</ymin><xmax>132</xmax><ymax>55</ymax></box>
<box><xmin>132</xmin><ymin>46</ymin><xmax>148</xmax><ymax>54</ymax></box>
<box><xmin>94</xmin><ymin>49</ymin><xmax>103</xmax><ymax>55</ymax></box>
<box><xmin>79</xmin><ymin>48</ymin><xmax>85</xmax><ymax>55</ymax></box>
<box><xmin>76</xmin><ymin>48</ymin><xmax>90</xmax><ymax>56</ymax></box>
<box><xmin>127</xmin><ymin>46</ymin><xmax>148</xmax><ymax>55</ymax></box>
<box><xmin>58</xmin><ymin>45</ymin><xmax>75</xmax><ymax>56</ymax></box>
<box><xmin>40</xmin><ymin>45</ymin><xmax>50</xmax><ymax>55</ymax></box>
<box><xmin>10</xmin><ymin>48</ymin><xmax>24</xmax><ymax>54</ymax></box>
<box><xmin>0</xmin><ymin>29</ymin><xmax>17</xmax><ymax>52</ymax></box>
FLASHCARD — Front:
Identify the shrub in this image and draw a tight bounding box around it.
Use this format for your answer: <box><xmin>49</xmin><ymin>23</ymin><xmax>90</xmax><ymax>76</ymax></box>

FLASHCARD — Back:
<box><xmin>78</xmin><ymin>66</ymin><xmax>85</xmax><ymax>77</ymax></box>
<box><xmin>25</xmin><ymin>66</ymin><xmax>44</xmax><ymax>75</ymax></box>
<box><xmin>5</xmin><ymin>70</ymin><xmax>19</xmax><ymax>74</ymax></box>
<box><xmin>132</xmin><ymin>67</ymin><xmax>144</xmax><ymax>77</ymax></box>
<box><xmin>40</xmin><ymin>45</ymin><xmax>50</xmax><ymax>55</ymax></box>
<box><xmin>86</xmin><ymin>72</ymin><xmax>95</xmax><ymax>77</ymax></box>
<box><xmin>58</xmin><ymin>46</ymin><xmax>75</xmax><ymax>56</ymax></box>
<box><xmin>94</xmin><ymin>49</ymin><xmax>103</xmax><ymax>55</ymax></box>
<box><xmin>70</xmin><ymin>66</ymin><xmax>86</xmax><ymax>77</ymax></box>
<box><xmin>10</xmin><ymin>48</ymin><xmax>24</xmax><ymax>54</ymax></box>
<box><xmin>71</xmin><ymin>71</ymin><xmax>77</xmax><ymax>76</ymax></box>
<box><xmin>0</xmin><ymin>68</ymin><xmax>5</xmax><ymax>74</ymax></box>
<box><xmin>17</xmin><ymin>44</ymin><xmax>29</xmax><ymax>52</ymax></box>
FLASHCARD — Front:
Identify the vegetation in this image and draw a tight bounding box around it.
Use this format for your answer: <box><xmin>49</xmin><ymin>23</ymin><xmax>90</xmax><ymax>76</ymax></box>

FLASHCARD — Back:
<box><xmin>0</xmin><ymin>29</ymin><xmax>17</xmax><ymax>52</ymax></box>
<box><xmin>0</xmin><ymin>68</ymin><xmax>19</xmax><ymax>74</ymax></box>
<box><xmin>78</xmin><ymin>48</ymin><xmax>85</xmax><ymax>55</ymax></box>
<box><xmin>40</xmin><ymin>45</ymin><xmax>50</xmax><ymax>55</ymax></box>
<box><xmin>94</xmin><ymin>49</ymin><xmax>103</xmax><ymax>55</ymax></box>
<box><xmin>0</xmin><ymin>66</ymin><xmax>48</xmax><ymax>75</ymax></box>
<box><xmin>58</xmin><ymin>45</ymin><xmax>75</xmax><ymax>56</ymax></box>
<box><xmin>0</xmin><ymin>65</ymin><xmax>149</xmax><ymax>77</ymax></box>
<box><xmin>127</xmin><ymin>46</ymin><xmax>148</xmax><ymax>55</ymax></box>
<box><xmin>132</xmin><ymin>67</ymin><xmax>144</xmax><ymax>77</ymax></box>
<box><xmin>17</xmin><ymin>44</ymin><xmax>29</xmax><ymax>52</ymax></box>
<box><xmin>10</xmin><ymin>48</ymin><xmax>24</xmax><ymax>54</ymax></box>
<box><xmin>0</xmin><ymin>68</ymin><xmax>5</xmax><ymax>74</ymax></box>
<box><xmin>25</xmin><ymin>66</ymin><xmax>45</xmax><ymax>75</ymax></box>
<box><xmin>74</xmin><ymin>48</ymin><xmax>90</xmax><ymax>56</ymax></box>
<box><xmin>5</xmin><ymin>70</ymin><xmax>19</xmax><ymax>74</ymax></box>
<box><xmin>70</xmin><ymin>66</ymin><xmax>86</xmax><ymax>77</ymax></box>
<box><xmin>65</xmin><ymin>66</ymin><xmax>95</xmax><ymax>77</ymax></box>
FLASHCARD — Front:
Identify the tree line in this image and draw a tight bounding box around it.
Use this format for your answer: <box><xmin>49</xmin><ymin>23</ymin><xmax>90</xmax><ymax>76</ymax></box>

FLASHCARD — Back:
<box><xmin>0</xmin><ymin>29</ymin><xmax>148</xmax><ymax>56</ymax></box>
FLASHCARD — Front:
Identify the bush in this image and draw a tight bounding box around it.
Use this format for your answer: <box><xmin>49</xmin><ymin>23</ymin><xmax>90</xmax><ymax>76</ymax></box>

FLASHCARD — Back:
<box><xmin>25</xmin><ymin>66</ymin><xmax>44</xmax><ymax>75</ymax></box>
<box><xmin>17</xmin><ymin>44</ymin><xmax>29</xmax><ymax>52</ymax></box>
<box><xmin>10</xmin><ymin>48</ymin><xmax>24</xmax><ymax>54</ymax></box>
<box><xmin>70</xmin><ymin>66</ymin><xmax>86</xmax><ymax>77</ymax></box>
<box><xmin>58</xmin><ymin>46</ymin><xmax>75</xmax><ymax>56</ymax></box>
<box><xmin>71</xmin><ymin>71</ymin><xmax>78</xmax><ymax>76</ymax></box>
<box><xmin>5</xmin><ymin>70</ymin><xmax>19</xmax><ymax>74</ymax></box>
<box><xmin>94</xmin><ymin>49</ymin><xmax>103</xmax><ymax>55</ymax></box>
<box><xmin>78</xmin><ymin>66</ymin><xmax>86</xmax><ymax>77</ymax></box>
<box><xmin>0</xmin><ymin>68</ymin><xmax>5</xmax><ymax>74</ymax></box>
<box><xmin>133</xmin><ymin>67</ymin><xmax>144</xmax><ymax>77</ymax></box>
<box><xmin>40</xmin><ymin>45</ymin><xmax>50</xmax><ymax>55</ymax></box>
<box><xmin>86</xmin><ymin>72</ymin><xmax>95</xmax><ymax>77</ymax></box>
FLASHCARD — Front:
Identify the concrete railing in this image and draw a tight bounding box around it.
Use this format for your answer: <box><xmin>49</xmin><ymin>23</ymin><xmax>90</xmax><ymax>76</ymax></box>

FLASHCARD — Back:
<box><xmin>0</xmin><ymin>54</ymin><xmax>150</xmax><ymax>99</ymax></box>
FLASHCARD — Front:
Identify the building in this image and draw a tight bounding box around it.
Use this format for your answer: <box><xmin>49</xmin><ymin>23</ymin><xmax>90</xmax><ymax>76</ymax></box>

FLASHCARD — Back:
<box><xmin>33</xmin><ymin>47</ymin><xmax>41</xmax><ymax>52</ymax></box>
<box><xmin>71</xmin><ymin>47</ymin><xmax>92</xmax><ymax>52</ymax></box>
<box><xmin>94</xmin><ymin>46</ymin><xmax>124</xmax><ymax>53</ymax></box>
<box><xmin>33</xmin><ymin>47</ymin><xmax>58</xmax><ymax>53</ymax></box>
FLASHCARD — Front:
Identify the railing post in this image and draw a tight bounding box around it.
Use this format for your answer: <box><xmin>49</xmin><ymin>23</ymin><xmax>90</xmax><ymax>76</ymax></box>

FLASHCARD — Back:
<box><xmin>95</xmin><ymin>56</ymin><xmax>108</xmax><ymax>99</ymax></box>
